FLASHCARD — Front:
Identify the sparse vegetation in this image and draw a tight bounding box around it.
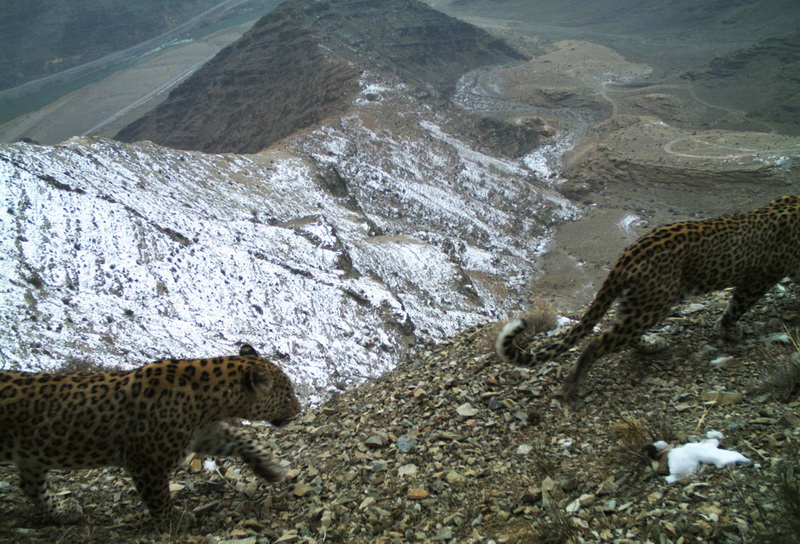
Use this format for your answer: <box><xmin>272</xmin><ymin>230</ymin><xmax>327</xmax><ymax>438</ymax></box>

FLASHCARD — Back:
<box><xmin>532</xmin><ymin>504</ymin><xmax>580</xmax><ymax>544</ymax></box>
<box><xmin>611</xmin><ymin>412</ymin><xmax>677</xmax><ymax>466</ymax></box>
<box><xmin>758</xmin><ymin>335</ymin><xmax>800</xmax><ymax>401</ymax></box>
<box><xmin>478</xmin><ymin>298</ymin><xmax>559</xmax><ymax>355</ymax></box>
<box><xmin>762</xmin><ymin>463</ymin><xmax>800</xmax><ymax>544</ymax></box>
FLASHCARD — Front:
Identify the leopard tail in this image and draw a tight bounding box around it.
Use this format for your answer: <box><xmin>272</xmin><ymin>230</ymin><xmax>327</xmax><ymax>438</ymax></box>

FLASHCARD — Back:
<box><xmin>496</xmin><ymin>268</ymin><xmax>624</xmax><ymax>366</ymax></box>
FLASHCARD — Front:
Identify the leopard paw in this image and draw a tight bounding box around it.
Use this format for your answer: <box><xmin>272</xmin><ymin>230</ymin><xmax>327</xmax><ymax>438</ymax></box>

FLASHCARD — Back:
<box><xmin>716</xmin><ymin>320</ymin><xmax>743</xmax><ymax>342</ymax></box>
<box><xmin>50</xmin><ymin>497</ymin><xmax>84</xmax><ymax>524</ymax></box>
<box><xmin>634</xmin><ymin>334</ymin><xmax>668</xmax><ymax>354</ymax></box>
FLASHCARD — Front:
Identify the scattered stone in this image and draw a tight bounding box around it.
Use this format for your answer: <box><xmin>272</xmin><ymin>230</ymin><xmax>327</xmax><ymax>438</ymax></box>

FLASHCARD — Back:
<box><xmin>516</xmin><ymin>444</ymin><xmax>533</xmax><ymax>455</ymax></box>
<box><xmin>702</xmin><ymin>391</ymin><xmax>745</xmax><ymax>404</ymax></box>
<box><xmin>370</xmin><ymin>459</ymin><xmax>388</xmax><ymax>472</ymax></box>
<box><xmin>762</xmin><ymin>332</ymin><xmax>791</xmax><ymax>346</ymax></box>
<box><xmin>434</xmin><ymin>527</ymin><xmax>453</xmax><ymax>541</ymax></box>
<box><xmin>219</xmin><ymin>538</ymin><xmax>258</xmax><ymax>544</ymax></box>
<box><xmin>602</xmin><ymin>499</ymin><xmax>617</xmax><ymax>513</ymax></box>
<box><xmin>709</xmin><ymin>355</ymin><xmax>734</xmax><ymax>367</ymax></box>
<box><xmin>398</xmin><ymin>464</ymin><xmax>418</xmax><ymax>477</ymax></box>
<box><xmin>407</xmin><ymin>487</ymin><xmax>430</xmax><ymax>500</ymax></box>
<box><xmin>598</xmin><ymin>479</ymin><xmax>618</xmax><ymax>495</ymax></box>
<box><xmin>365</xmin><ymin>433</ymin><xmax>388</xmax><ymax>449</ymax></box>
<box><xmin>396</xmin><ymin>435</ymin><xmax>417</xmax><ymax>453</ymax></box>
<box><xmin>293</xmin><ymin>483</ymin><xmax>312</xmax><ymax>497</ymax></box>
<box><xmin>682</xmin><ymin>303</ymin><xmax>706</xmax><ymax>314</ymax></box>
<box><xmin>456</xmin><ymin>402</ymin><xmax>479</xmax><ymax>417</ymax></box>
<box><xmin>189</xmin><ymin>455</ymin><xmax>204</xmax><ymax>473</ymax></box>
<box><xmin>779</xmin><ymin>411</ymin><xmax>800</xmax><ymax>428</ymax></box>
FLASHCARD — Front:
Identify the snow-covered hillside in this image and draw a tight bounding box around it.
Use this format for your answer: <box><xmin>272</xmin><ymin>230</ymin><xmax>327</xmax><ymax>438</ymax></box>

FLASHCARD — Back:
<box><xmin>0</xmin><ymin>78</ymin><xmax>577</xmax><ymax>403</ymax></box>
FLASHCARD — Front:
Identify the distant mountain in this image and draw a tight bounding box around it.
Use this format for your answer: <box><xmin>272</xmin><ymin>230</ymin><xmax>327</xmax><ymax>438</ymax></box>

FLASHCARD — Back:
<box><xmin>683</xmin><ymin>31</ymin><xmax>800</xmax><ymax>135</ymax></box>
<box><xmin>116</xmin><ymin>0</ymin><xmax>527</xmax><ymax>154</ymax></box>
<box><xmin>432</xmin><ymin>0</ymin><xmax>800</xmax><ymax>39</ymax></box>
<box><xmin>429</xmin><ymin>0</ymin><xmax>800</xmax><ymax>81</ymax></box>
<box><xmin>0</xmin><ymin>0</ymin><xmax>252</xmax><ymax>91</ymax></box>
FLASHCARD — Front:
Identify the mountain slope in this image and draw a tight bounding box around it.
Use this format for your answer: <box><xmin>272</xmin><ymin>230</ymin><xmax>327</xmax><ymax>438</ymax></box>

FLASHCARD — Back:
<box><xmin>3</xmin><ymin>286</ymin><xmax>800</xmax><ymax>542</ymax></box>
<box><xmin>1</xmin><ymin>88</ymin><xmax>574</xmax><ymax>400</ymax></box>
<box><xmin>116</xmin><ymin>0</ymin><xmax>526</xmax><ymax>153</ymax></box>
<box><xmin>683</xmin><ymin>31</ymin><xmax>800</xmax><ymax>135</ymax></box>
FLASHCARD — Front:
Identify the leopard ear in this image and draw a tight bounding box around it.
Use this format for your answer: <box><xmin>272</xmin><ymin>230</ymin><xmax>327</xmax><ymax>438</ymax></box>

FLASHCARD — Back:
<box><xmin>243</xmin><ymin>365</ymin><xmax>273</xmax><ymax>395</ymax></box>
<box><xmin>239</xmin><ymin>344</ymin><xmax>259</xmax><ymax>357</ymax></box>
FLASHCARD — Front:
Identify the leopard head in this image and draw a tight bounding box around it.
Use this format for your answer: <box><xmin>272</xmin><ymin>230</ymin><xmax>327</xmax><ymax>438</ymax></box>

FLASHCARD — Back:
<box><xmin>239</xmin><ymin>344</ymin><xmax>301</xmax><ymax>426</ymax></box>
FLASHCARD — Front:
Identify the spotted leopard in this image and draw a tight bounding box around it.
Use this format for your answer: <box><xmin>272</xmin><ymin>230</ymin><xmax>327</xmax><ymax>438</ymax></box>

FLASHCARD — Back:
<box><xmin>0</xmin><ymin>344</ymin><xmax>301</xmax><ymax>528</ymax></box>
<box><xmin>497</xmin><ymin>194</ymin><xmax>800</xmax><ymax>397</ymax></box>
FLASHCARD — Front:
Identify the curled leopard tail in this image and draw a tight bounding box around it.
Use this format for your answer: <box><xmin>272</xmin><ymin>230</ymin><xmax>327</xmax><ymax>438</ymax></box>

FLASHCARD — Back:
<box><xmin>495</xmin><ymin>318</ymin><xmax>534</xmax><ymax>365</ymax></box>
<box><xmin>496</xmin><ymin>269</ymin><xmax>624</xmax><ymax>366</ymax></box>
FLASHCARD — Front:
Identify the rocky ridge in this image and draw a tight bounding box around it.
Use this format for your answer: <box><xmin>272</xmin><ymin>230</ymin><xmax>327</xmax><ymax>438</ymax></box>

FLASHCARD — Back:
<box><xmin>116</xmin><ymin>0</ymin><xmax>527</xmax><ymax>154</ymax></box>
<box><xmin>3</xmin><ymin>284</ymin><xmax>800</xmax><ymax>543</ymax></box>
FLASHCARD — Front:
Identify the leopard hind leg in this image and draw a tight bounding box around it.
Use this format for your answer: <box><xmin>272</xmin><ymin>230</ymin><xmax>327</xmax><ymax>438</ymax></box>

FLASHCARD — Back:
<box><xmin>561</xmin><ymin>293</ymin><xmax>676</xmax><ymax>397</ymax></box>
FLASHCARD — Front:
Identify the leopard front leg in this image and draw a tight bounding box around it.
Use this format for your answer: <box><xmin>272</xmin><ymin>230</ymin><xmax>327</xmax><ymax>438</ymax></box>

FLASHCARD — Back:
<box><xmin>191</xmin><ymin>421</ymin><xmax>284</xmax><ymax>483</ymax></box>
<box><xmin>18</xmin><ymin>465</ymin><xmax>83</xmax><ymax>524</ymax></box>
<box><xmin>717</xmin><ymin>281</ymin><xmax>776</xmax><ymax>341</ymax></box>
<box><xmin>125</xmin><ymin>458</ymin><xmax>194</xmax><ymax>531</ymax></box>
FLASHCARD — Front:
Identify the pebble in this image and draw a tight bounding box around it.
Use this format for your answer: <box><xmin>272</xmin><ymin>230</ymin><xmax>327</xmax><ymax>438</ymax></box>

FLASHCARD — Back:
<box><xmin>456</xmin><ymin>402</ymin><xmax>478</xmax><ymax>417</ymax></box>
<box><xmin>365</xmin><ymin>434</ymin><xmax>388</xmax><ymax>448</ymax></box>
<box><xmin>763</xmin><ymin>332</ymin><xmax>791</xmax><ymax>346</ymax></box>
<box><xmin>779</xmin><ymin>411</ymin><xmax>800</xmax><ymax>428</ymax></box>
<box><xmin>219</xmin><ymin>538</ymin><xmax>257</xmax><ymax>544</ymax></box>
<box><xmin>407</xmin><ymin>487</ymin><xmax>430</xmax><ymax>500</ymax></box>
<box><xmin>702</xmin><ymin>391</ymin><xmax>744</xmax><ymax>404</ymax></box>
<box><xmin>293</xmin><ymin>483</ymin><xmax>312</xmax><ymax>497</ymax></box>
<box><xmin>434</xmin><ymin>527</ymin><xmax>453</xmax><ymax>541</ymax></box>
<box><xmin>370</xmin><ymin>460</ymin><xmax>388</xmax><ymax>472</ymax></box>
<box><xmin>398</xmin><ymin>464</ymin><xmax>418</xmax><ymax>476</ymax></box>
<box><xmin>396</xmin><ymin>436</ymin><xmax>417</xmax><ymax>452</ymax></box>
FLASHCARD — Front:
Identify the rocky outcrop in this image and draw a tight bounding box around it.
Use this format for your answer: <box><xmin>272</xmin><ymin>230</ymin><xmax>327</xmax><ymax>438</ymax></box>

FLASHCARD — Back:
<box><xmin>116</xmin><ymin>0</ymin><xmax>527</xmax><ymax>153</ymax></box>
<box><xmin>120</xmin><ymin>3</ymin><xmax>363</xmax><ymax>154</ymax></box>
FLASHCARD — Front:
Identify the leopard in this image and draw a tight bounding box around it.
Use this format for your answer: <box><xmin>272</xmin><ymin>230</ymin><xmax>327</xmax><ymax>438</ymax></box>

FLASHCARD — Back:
<box><xmin>496</xmin><ymin>194</ymin><xmax>800</xmax><ymax>398</ymax></box>
<box><xmin>0</xmin><ymin>344</ymin><xmax>301</xmax><ymax>529</ymax></box>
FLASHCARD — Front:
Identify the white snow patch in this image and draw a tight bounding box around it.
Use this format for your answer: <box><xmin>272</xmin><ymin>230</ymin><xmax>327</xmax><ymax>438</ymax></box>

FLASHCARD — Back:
<box><xmin>618</xmin><ymin>214</ymin><xmax>646</xmax><ymax>233</ymax></box>
<box><xmin>522</xmin><ymin>132</ymin><xmax>575</xmax><ymax>184</ymax></box>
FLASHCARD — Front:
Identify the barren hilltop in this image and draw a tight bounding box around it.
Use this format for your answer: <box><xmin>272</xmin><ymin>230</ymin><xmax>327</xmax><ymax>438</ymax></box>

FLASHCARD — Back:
<box><xmin>116</xmin><ymin>0</ymin><xmax>526</xmax><ymax>153</ymax></box>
